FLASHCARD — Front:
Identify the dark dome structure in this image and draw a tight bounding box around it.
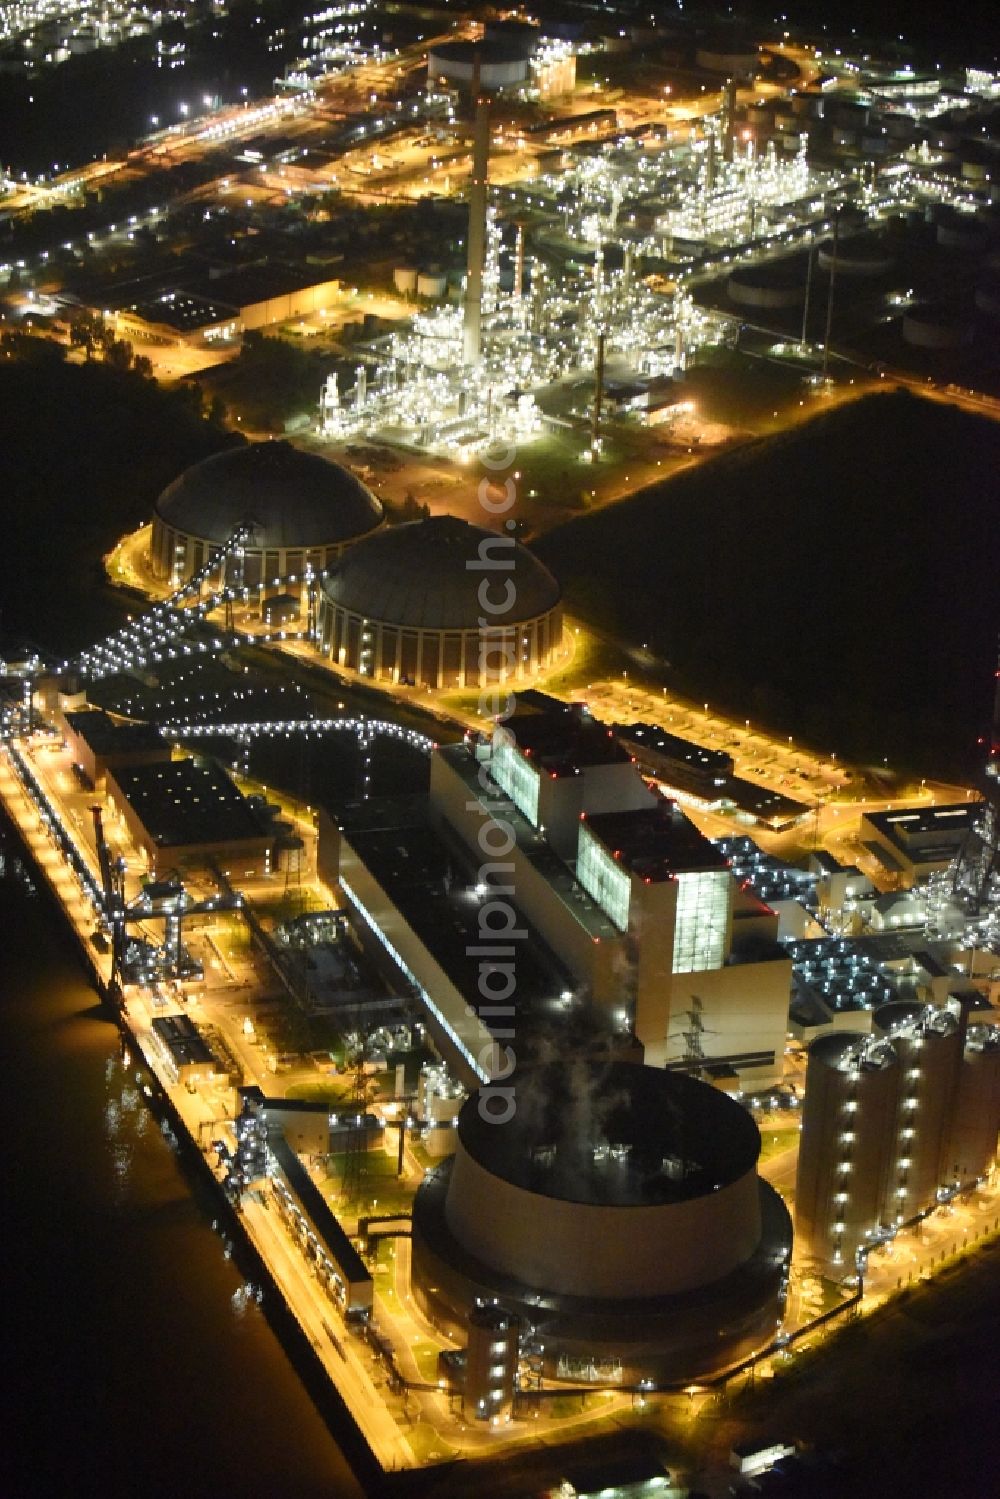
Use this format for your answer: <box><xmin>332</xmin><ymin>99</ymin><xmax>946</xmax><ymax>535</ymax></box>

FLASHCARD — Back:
<box><xmin>317</xmin><ymin>516</ymin><xmax>563</xmax><ymax>689</ymax></box>
<box><xmin>150</xmin><ymin>441</ymin><xmax>383</xmax><ymax>588</ymax></box>
<box><xmin>411</xmin><ymin>1062</ymin><xmax>792</xmax><ymax>1385</ymax></box>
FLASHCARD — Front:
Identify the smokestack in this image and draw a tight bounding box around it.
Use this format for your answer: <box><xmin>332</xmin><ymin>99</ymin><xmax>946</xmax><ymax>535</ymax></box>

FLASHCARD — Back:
<box><xmin>822</xmin><ymin>207</ymin><xmax>840</xmax><ymax>379</ymax></box>
<box><xmin>800</xmin><ymin>230</ymin><xmax>815</xmax><ymax>349</ymax></box>
<box><xmin>514</xmin><ymin>221</ymin><xmax>525</xmax><ymax>303</ymax></box>
<box><xmin>531</xmin><ymin>259</ymin><xmax>545</xmax><ymax>334</ymax></box>
<box><xmin>722</xmin><ymin>76</ymin><xmax>738</xmax><ymax>163</ymax></box>
<box><xmin>355</xmin><ymin>364</ymin><xmax>366</xmax><ymax>409</ymax></box>
<box><xmin>463</xmin><ymin>57</ymin><xmax>489</xmax><ymax>367</ymax></box>
<box><xmin>591</xmin><ymin>329</ymin><xmax>605</xmax><ymax>458</ymax></box>
<box><xmin>706</xmin><ymin>129</ymin><xmax>716</xmax><ymax>190</ymax></box>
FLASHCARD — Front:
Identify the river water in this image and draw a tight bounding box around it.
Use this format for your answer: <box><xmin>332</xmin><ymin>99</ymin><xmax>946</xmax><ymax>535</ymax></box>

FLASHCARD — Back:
<box><xmin>0</xmin><ymin>812</ymin><xmax>366</xmax><ymax>1499</ymax></box>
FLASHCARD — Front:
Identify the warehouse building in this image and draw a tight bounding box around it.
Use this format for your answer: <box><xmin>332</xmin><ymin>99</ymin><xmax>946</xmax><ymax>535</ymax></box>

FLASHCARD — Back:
<box><xmin>105</xmin><ymin>757</ymin><xmax>275</xmax><ymax>878</ymax></box>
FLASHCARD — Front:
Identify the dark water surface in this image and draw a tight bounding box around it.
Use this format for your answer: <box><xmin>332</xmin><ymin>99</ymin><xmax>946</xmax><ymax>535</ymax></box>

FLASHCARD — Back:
<box><xmin>0</xmin><ymin>818</ymin><xmax>365</xmax><ymax>1499</ymax></box>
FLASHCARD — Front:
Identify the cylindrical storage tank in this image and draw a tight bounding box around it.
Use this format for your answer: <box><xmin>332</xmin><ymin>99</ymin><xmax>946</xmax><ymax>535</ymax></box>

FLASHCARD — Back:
<box><xmin>727</xmin><ymin>265</ymin><xmax>804</xmax><ymax>308</ymax></box>
<box><xmin>427</xmin><ymin>39</ymin><xmax>530</xmax><ymax>91</ymax></box>
<box><xmin>150</xmin><ymin>441</ymin><xmax>383</xmax><ymax>589</ymax></box>
<box><xmin>944</xmin><ymin>1026</ymin><xmax>1000</xmax><ymax>1184</ymax></box>
<box><xmin>780</xmin><ymin>133</ymin><xmax>804</xmax><ymax>153</ymax></box>
<box><xmin>936</xmin><ymin>213</ymin><xmax>988</xmax><ymax>252</ymax></box>
<box><xmin>416</xmin><ymin>270</ymin><xmax>448</xmax><ymax>298</ymax></box>
<box><xmin>875</xmin><ymin>1002</ymin><xmax>962</xmax><ymax>1224</ymax></box>
<box><xmin>790</xmin><ymin>92</ymin><xmax>821</xmax><ymax>118</ymax></box>
<box><xmin>695</xmin><ymin>45</ymin><xmax>758</xmax><ymax>73</ymax></box>
<box><xmin>832</xmin><ymin>128</ymin><xmax>858</xmax><ymax>149</ymax></box>
<box><xmin>774</xmin><ymin>111</ymin><xmax>797</xmax><ymax>133</ymax></box>
<box><xmin>829</xmin><ymin>101</ymin><xmax>868</xmax><ymax>129</ymax></box>
<box><xmin>884</xmin><ymin>114</ymin><xmax>915</xmax><ymax>143</ymax></box>
<box><xmin>817</xmin><ymin>233</ymin><xmax>894</xmax><ymax>277</ymax></box>
<box><xmin>902</xmin><ymin>304</ymin><xmax>975</xmax><ymax>348</ymax></box>
<box><xmin>961</xmin><ymin>159</ymin><xmax>990</xmax><ymax>183</ymax></box>
<box><xmin>974</xmin><ymin>279</ymin><xmax>1000</xmax><ymax>317</ymax></box>
<box><xmin>747</xmin><ymin>104</ymin><xmax>773</xmax><ymax>126</ymax></box>
<box><xmin>795</xmin><ymin>1032</ymin><xmax>899</xmax><ymax>1273</ymax></box>
<box><xmin>393</xmin><ymin>265</ymin><xmax>418</xmax><ymax>295</ymax></box>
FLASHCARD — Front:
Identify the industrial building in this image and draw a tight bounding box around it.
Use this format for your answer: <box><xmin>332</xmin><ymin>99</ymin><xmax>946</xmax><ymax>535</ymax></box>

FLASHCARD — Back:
<box><xmin>60</xmin><ymin>707</ymin><xmax>169</xmax><ymax>788</ymax></box>
<box><xmin>614</xmin><ymin>720</ymin><xmax>809</xmax><ymax>829</ymax></box>
<box><xmin>795</xmin><ymin>998</ymin><xmax>1000</xmax><ymax>1274</ymax></box>
<box><xmin>150</xmin><ymin>440</ymin><xmax>383</xmax><ymax>589</ymax></box>
<box><xmin>268</xmin><ymin>1132</ymin><xmax>374</xmax><ymax>1318</ymax></box>
<box><xmin>324</xmin><ymin>795</ymin><xmax>580</xmax><ymax>1090</ymax></box>
<box><xmin>150</xmin><ymin>1013</ymin><xmax>222</xmax><ymax>1085</ymax></box>
<box><xmin>411</xmin><ymin>1062</ymin><xmax>792</xmax><ymax>1385</ymax></box>
<box><xmin>236</xmin><ymin>1084</ymin><xmax>383</xmax><ymax>1158</ymax></box>
<box><xmin>105</xmin><ymin>757</ymin><xmax>276</xmax><ymax>878</ymax></box>
<box><xmin>316</xmin><ymin>515</ymin><xmax>563</xmax><ymax>690</ymax></box>
<box><xmin>860</xmin><ymin>803</ymin><xmax>985</xmax><ymax>882</ymax></box>
<box><xmin>111</xmin><ymin>292</ymin><xmax>241</xmax><ymax>350</ymax></box>
<box><xmin>430</xmin><ymin>704</ymin><xmax>791</xmax><ymax>1086</ymax></box>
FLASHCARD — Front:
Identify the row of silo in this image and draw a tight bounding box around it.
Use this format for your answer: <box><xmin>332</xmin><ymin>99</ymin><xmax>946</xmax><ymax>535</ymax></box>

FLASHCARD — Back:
<box><xmin>795</xmin><ymin>1001</ymin><xmax>1000</xmax><ymax>1272</ymax></box>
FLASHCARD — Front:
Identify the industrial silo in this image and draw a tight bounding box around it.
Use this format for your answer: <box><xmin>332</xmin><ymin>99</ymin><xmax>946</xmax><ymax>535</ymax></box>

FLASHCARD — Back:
<box><xmin>944</xmin><ymin>1025</ymin><xmax>1000</xmax><ymax>1186</ymax></box>
<box><xmin>875</xmin><ymin>1002</ymin><xmax>962</xmax><ymax>1223</ymax></box>
<box><xmin>795</xmin><ymin>1032</ymin><xmax>898</xmax><ymax>1274</ymax></box>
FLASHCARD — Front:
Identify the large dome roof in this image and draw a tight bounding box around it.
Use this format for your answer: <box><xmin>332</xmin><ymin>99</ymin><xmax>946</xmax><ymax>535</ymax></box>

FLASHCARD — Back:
<box><xmin>321</xmin><ymin>515</ymin><xmax>561</xmax><ymax>629</ymax></box>
<box><xmin>155</xmin><ymin>441</ymin><xmax>383</xmax><ymax>549</ymax></box>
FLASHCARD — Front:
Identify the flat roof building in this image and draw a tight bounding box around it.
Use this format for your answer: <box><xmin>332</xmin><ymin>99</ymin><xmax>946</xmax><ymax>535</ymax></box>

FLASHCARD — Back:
<box><xmin>106</xmin><ymin>758</ymin><xmax>274</xmax><ymax>878</ymax></box>
<box><xmin>151</xmin><ymin>1013</ymin><xmax>220</xmax><ymax>1084</ymax></box>
<box><xmin>112</xmin><ymin>291</ymin><xmax>240</xmax><ymax>349</ymax></box>
<box><xmin>62</xmin><ymin>708</ymin><xmax>170</xmax><ymax>787</ymax></box>
<box><xmin>860</xmin><ymin>803</ymin><xmax>982</xmax><ymax>881</ymax></box>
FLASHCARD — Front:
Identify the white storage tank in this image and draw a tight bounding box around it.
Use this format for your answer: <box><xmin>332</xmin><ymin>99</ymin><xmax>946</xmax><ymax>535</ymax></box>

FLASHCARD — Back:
<box><xmin>416</xmin><ymin>270</ymin><xmax>448</xmax><ymax>299</ymax></box>
<box><xmin>817</xmin><ymin>233</ymin><xmax>894</xmax><ymax>277</ymax></box>
<box><xmin>393</xmin><ymin>266</ymin><xmax>418</xmax><ymax>296</ymax></box>
<box><xmin>903</xmin><ymin>303</ymin><xmax>975</xmax><ymax>348</ymax></box>
<box><xmin>728</xmin><ymin>265</ymin><xmax>804</xmax><ymax>308</ymax></box>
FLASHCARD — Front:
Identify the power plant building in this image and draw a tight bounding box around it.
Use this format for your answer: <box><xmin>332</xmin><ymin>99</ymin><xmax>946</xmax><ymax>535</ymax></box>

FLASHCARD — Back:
<box><xmin>411</xmin><ymin>1062</ymin><xmax>792</xmax><ymax>1384</ymax></box>
<box><xmin>430</xmin><ymin>703</ymin><xmax>791</xmax><ymax>1086</ymax></box>
<box><xmin>151</xmin><ymin>441</ymin><xmax>383</xmax><ymax>589</ymax></box>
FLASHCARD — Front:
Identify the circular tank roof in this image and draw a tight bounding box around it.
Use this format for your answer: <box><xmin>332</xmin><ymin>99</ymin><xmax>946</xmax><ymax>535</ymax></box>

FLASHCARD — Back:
<box><xmin>321</xmin><ymin>515</ymin><xmax>561</xmax><ymax>630</ymax></box>
<box><xmin>459</xmin><ymin>1061</ymin><xmax>760</xmax><ymax>1207</ymax></box>
<box><xmin>155</xmin><ymin>441</ymin><xmax>383</xmax><ymax>550</ymax></box>
<box><xmin>429</xmin><ymin>38</ymin><xmax>532</xmax><ymax>66</ymax></box>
